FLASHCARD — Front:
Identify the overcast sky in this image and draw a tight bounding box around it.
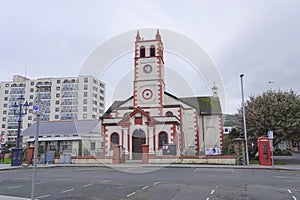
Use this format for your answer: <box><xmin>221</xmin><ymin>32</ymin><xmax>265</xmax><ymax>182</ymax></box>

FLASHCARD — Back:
<box><xmin>1</xmin><ymin>0</ymin><xmax>299</xmax><ymax>114</ymax></box>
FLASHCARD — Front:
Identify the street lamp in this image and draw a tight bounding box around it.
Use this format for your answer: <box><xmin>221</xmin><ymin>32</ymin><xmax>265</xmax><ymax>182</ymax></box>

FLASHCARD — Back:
<box><xmin>11</xmin><ymin>95</ymin><xmax>29</xmax><ymax>166</ymax></box>
<box><xmin>240</xmin><ymin>74</ymin><xmax>249</xmax><ymax>165</ymax></box>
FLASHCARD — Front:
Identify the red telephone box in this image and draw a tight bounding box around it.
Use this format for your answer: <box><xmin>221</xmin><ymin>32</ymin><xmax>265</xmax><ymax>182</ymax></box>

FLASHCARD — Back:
<box><xmin>257</xmin><ymin>137</ymin><xmax>272</xmax><ymax>165</ymax></box>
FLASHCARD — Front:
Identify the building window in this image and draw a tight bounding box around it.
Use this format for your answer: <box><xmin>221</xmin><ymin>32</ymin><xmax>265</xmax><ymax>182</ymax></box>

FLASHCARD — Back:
<box><xmin>55</xmin><ymin>108</ymin><xmax>59</xmax><ymax>112</ymax></box>
<box><xmin>83</xmin><ymin>99</ymin><xmax>87</xmax><ymax>104</ymax></box>
<box><xmin>140</xmin><ymin>46</ymin><xmax>145</xmax><ymax>57</ymax></box>
<box><xmin>90</xmin><ymin>142</ymin><xmax>96</xmax><ymax>151</ymax></box>
<box><xmin>30</xmin><ymin>95</ymin><xmax>34</xmax><ymax>99</ymax></box>
<box><xmin>84</xmin><ymin>92</ymin><xmax>88</xmax><ymax>97</ymax></box>
<box><xmin>84</xmin><ymin>84</ymin><xmax>88</xmax><ymax>90</ymax></box>
<box><xmin>57</xmin><ymin>80</ymin><xmax>61</xmax><ymax>84</ymax></box>
<box><xmin>165</xmin><ymin>111</ymin><xmax>173</xmax><ymax>117</ymax></box>
<box><xmin>5</xmin><ymin>84</ymin><xmax>9</xmax><ymax>87</ymax></box>
<box><xmin>28</xmin><ymin>116</ymin><xmax>32</xmax><ymax>120</ymax></box>
<box><xmin>150</xmin><ymin>45</ymin><xmax>155</xmax><ymax>57</ymax></box>
<box><xmin>56</xmin><ymin>93</ymin><xmax>60</xmax><ymax>98</ymax></box>
<box><xmin>83</xmin><ymin>114</ymin><xmax>87</xmax><ymax>119</ymax></box>
<box><xmin>4</xmin><ymin>97</ymin><xmax>8</xmax><ymax>101</ymax></box>
<box><xmin>83</xmin><ymin>106</ymin><xmax>87</xmax><ymax>112</ymax></box>
<box><xmin>56</xmin><ymin>87</ymin><xmax>60</xmax><ymax>91</ymax></box>
<box><xmin>55</xmin><ymin>100</ymin><xmax>60</xmax><ymax>105</ymax></box>
<box><xmin>84</xmin><ymin>78</ymin><xmax>88</xmax><ymax>83</ymax></box>
<box><xmin>111</xmin><ymin>133</ymin><xmax>119</xmax><ymax>149</ymax></box>
<box><xmin>3</xmin><ymin>104</ymin><xmax>7</xmax><ymax>108</ymax></box>
<box><xmin>2</xmin><ymin>124</ymin><xmax>5</xmax><ymax>128</ymax></box>
<box><xmin>3</xmin><ymin>111</ymin><xmax>7</xmax><ymax>114</ymax></box>
<box><xmin>2</xmin><ymin>117</ymin><xmax>6</xmax><ymax>121</ymax></box>
<box><xmin>30</xmin><ymin>88</ymin><xmax>34</xmax><ymax>92</ymax></box>
<box><xmin>5</xmin><ymin>90</ymin><xmax>8</xmax><ymax>94</ymax></box>
<box><xmin>55</xmin><ymin>115</ymin><xmax>59</xmax><ymax>119</ymax></box>
<box><xmin>159</xmin><ymin>132</ymin><xmax>168</xmax><ymax>149</ymax></box>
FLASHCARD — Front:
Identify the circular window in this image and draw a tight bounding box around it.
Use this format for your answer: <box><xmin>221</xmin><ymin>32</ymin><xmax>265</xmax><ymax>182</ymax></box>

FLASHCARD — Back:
<box><xmin>142</xmin><ymin>89</ymin><xmax>153</xmax><ymax>100</ymax></box>
<box><xmin>143</xmin><ymin>65</ymin><xmax>152</xmax><ymax>73</ymax></box>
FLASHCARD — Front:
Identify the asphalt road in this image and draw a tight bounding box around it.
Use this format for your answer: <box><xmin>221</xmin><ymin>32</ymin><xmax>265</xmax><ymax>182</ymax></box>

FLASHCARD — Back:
<box><xmin>0</xmin><ymin>167</ymin><xmax>299</xmax><ymax>200</ymax></box>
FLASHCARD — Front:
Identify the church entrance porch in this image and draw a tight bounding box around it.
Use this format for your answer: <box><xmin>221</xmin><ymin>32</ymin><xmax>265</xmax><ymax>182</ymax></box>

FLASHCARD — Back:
<box><xmin>132</xmin><ymin>129</ymin><xmax>146</xmax><ymax>160</ymax></box>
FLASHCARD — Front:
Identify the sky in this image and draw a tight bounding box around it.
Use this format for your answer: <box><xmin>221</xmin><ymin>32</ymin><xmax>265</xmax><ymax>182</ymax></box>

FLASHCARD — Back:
<box><xmin>1</xmin><ymin>0</ymin><xmax>299</xmax><ymax>114</ymax></box>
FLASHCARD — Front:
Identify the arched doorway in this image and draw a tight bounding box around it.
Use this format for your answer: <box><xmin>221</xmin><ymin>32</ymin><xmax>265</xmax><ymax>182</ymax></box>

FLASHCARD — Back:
<box><xmin>132</xmin><ymin>129</ymin><xmax>146</xmax><ymax>160</ymax></box>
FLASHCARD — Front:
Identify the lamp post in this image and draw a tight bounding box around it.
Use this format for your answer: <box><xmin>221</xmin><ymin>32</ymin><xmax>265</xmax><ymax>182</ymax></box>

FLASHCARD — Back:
<box><xmin>11</xmin><ymin>95</ymin><xmax>29</xmax><ymax>166</ymax></box>
<box><xmin>240</xmin><ymin>74</ymin><xmax>249</xmax><ymax>165</ymax></box>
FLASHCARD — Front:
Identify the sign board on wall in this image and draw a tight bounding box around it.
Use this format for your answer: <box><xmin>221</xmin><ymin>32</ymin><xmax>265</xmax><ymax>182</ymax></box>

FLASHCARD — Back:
<box><xmin>205</xmin><ymin>147</ymin><xmax>221</xmax><ymax>155</ymax></box>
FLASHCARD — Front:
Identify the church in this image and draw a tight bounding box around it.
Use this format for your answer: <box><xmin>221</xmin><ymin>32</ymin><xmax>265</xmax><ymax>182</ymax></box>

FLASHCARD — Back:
<box><xmin>101</xmin><ymin>30</ymin><xmax>224</xmax><ymax>161</ymax></box>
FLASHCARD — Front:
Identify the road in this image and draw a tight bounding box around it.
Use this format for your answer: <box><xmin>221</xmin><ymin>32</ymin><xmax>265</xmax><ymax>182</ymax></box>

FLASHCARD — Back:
<box><xmin>0</xmin><ymin>166</ymin><xmax>299</xmax><ymax>200</ymax></box>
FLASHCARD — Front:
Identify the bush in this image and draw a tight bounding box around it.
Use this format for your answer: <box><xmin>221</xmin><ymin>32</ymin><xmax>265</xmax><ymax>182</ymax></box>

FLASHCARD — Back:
<box><xmin>274</xmin><ymin>149</ymin><xmax>292</xmax><ymax>156</ymax></box>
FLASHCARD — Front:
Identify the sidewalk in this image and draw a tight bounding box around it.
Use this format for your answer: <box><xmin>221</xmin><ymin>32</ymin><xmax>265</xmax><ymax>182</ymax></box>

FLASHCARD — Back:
<box><xmin>1</xmin><ymin>162</ymin><xmax>299</xmax><ymax>171</ymax></box>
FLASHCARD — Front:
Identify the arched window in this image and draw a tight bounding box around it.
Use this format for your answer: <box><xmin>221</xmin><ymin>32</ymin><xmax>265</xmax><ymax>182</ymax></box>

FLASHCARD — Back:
<box><xmin>140</xmin><ymin>46</ymin><xmax>145</xmax><ymax>57</ymax></box>
<box><xmin>111</xmin><ymin>133</ymin><xmax>119</xmax><ymax>148</ymax></box>
<box><xmin>150</xmin><ymin>45</ymin><xmax>155</xmax><ymax>57</ymax></box>
<box><xmin>165</xmin><ymin>111</ymin><xmax>173</xmax><ymax>117</ymax></box>
<box><xmin>159</xmin><ymin>132</ymin><xmax>168</xmax><ymax>149</ymax></box>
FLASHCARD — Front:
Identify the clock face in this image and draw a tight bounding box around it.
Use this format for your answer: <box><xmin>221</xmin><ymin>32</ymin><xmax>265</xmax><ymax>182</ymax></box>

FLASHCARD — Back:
<box><xmin>143</xmin><ymin>65</ymin><xmax>152</xmax><ymax>73</ymax></box>
<box><xmin>142</xmin><ymin>89</ymin><xmax>153</xmax><ymax>100</ymax></box>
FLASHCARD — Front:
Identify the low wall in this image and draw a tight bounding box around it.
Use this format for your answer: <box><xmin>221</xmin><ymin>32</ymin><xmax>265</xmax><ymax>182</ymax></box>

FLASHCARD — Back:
<box><xmin>149</xmin><ymin>155</ymin><xmax>236</xmax><ymax>165</ymax></box>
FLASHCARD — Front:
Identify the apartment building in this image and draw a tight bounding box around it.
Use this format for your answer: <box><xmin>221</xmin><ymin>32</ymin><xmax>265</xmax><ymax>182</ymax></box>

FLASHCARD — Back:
<box><xmin>0</xmin><ymin>75</ymin><xmax>105</xmax><ymax>145</ymax></box>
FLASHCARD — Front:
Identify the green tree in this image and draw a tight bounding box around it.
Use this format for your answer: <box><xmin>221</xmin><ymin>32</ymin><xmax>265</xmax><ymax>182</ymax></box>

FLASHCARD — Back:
<box><xmin>236</xmin><ymin>89</ymin><xmax>300</xmax><ymax>146</ymax></box>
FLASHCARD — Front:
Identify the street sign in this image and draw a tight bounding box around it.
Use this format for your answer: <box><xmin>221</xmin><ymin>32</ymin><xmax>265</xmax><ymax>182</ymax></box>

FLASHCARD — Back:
<box><xmin>268</xmin><ymin>131</ymin><xmax>273</xmax><ymax>140</ymax></box>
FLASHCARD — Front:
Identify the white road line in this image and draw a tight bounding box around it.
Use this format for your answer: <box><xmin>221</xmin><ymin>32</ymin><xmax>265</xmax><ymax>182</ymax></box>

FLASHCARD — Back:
<box><xmin>210</xmin><ymin>189</ymin><xmax>215</xmax><ymax>195</ymax></box>
<box><xmin>13</xmin><ymin>177</ymin><xmax>25</xmax><ymax>180</ymax></box>
<box><xmin>153</xmin><ymin>182</ymin><xmax>160</xmax><ymax>185</ymax></box>
<box><xmin>62</xmin><ymin>188</ymin><xmax>74</xmax><ymax>193</ymax></box>
<box><xmin>83</xmin><ymin>183</ymin><xmax>93</xmax><ymax>188</ymax></box>
<box><xmin>100</xmin><ymin>180</ymin><xmax>109</xmax><ymax>183</ymax></box>
<box><xmin>36</xmin><ymin>194</ymin><xmax>50</xmax><ymax>199</ymax></box>
<box><xmin>292</xmin><ymin>196</ymin><xmax>297</xmax><ymax>200</ymax></box>
<box><xmin>206</xmin><ymin>198</ymin><xmax>210</xmax><ymax>200</ymax></box>
<box><xmin>288</xmin><ymin>189</ymin><xmax>292</xmax><ymax>194</ymax></box>
<box><xmin>142</xmin><ymin>186</ymin><xmax>149</xmax><ymax>190</ymax></box>
<box><xmin>126</xmin><ymin>192</ymin><xmax>136</xmax><ymax>197</ymax></box>
<box><xmin>36</xmin><ymin>182</ymin><xmax>45</xmax><ymax>185</ymax></box>
<box><xmin>8</xmin><ymin>185</ymin><xmax>22</xmax><ymax>189</ymax></box>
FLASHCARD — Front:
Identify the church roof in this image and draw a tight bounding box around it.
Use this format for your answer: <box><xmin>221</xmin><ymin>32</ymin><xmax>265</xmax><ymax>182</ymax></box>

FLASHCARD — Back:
<box><xmin>21</xmin><ymin>119</ymin><xmax>101</xmax><ymax>136</ymax></box>
<box><xmin>179</xmin><ymin>96</ymin><xmax>222</xmax><ymax>115</ymax></box>
<box><xmin>101</xmin><ymin>96</ymin><xmax>133</xmax><ymax>118</ymax></box>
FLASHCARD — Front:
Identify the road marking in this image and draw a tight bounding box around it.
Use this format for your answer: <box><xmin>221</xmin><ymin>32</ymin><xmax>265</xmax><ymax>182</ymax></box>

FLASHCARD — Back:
<box><xmin>13</xmin><ymin>177</ymin><xmax>25</xmax><ymax>180</ymax></box>
<box><xmin>206</xmin><ymin>198</ymin><xmax>210</xmax><ymax>200</ymax></box>
<box><xmin>210</xmin><ymin>189</ymin><xmax>215</xmax><ymax>195</ymax></box>
<box><xmin>36</xmin><ymin>194</ymin><xmax>50</xmax><ymax>199</ymax></box>
<box><xmin>83</xmin><ymin>183</ymin><xmax>93</xmax><ymax>188</ymax></box>
<box><xmin>142</xmin><ymin>186</ymin><xmax>149</xmax><ymax>190</ymax></box>
<box><xmin>126</xmin><ymin>192</ymin><xmax>136</xmax><ymax>197</ymax></box>
<box><xmin>153</xmin><ymin>182</ymin><xmax>160</xmax><ymax>185</ymax></box>
<box><xmin>62</xmin><ymin>188</ymin><xmax>74</xmax><ymax>193</ymax></box>
<box><xmin>8</xmin><ymin>185</ymin><xmax>22</xmax><ymax>189</ymax></box>
<box><xmin>100</xmin><ymin>180</ymin><xmax>109</xmax><ymax>183</ymax></box>
<box><xmin>36</xmin><ymin>182</ymin><xmax>45</xmax><ymax>185</ymax></box>
<box><xmin>288</xmin><ymin>189</ymin><xmax>292</xmax><ymax>194</ymax></box>
<box><xmin>292</xmin><ymin>196</ymin><xmax>297</xmax><ymax>200</ymax></box>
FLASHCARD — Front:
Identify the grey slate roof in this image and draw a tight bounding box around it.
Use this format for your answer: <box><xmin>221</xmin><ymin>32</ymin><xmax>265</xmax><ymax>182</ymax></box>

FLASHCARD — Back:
<box><xmin>179</xmin><ymin>96</ymin><xmax>222</xmax><ymax>115</ymax></box>
<box><xmin>21</xmin><ymin>120</ymin><xmax>101</xmax><ymax>136</ymax></box>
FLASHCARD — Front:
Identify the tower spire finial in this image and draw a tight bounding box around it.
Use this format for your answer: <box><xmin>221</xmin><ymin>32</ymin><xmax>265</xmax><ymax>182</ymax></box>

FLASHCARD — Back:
<box><xmin>156</xmin><ymin>29</ymin><xmax>161</xmax><ymax>40</ymax></box>
<box><xmin>136</xmin><ymin>30</ymin><xmax>141</xmax><ymax>42</ymax></box>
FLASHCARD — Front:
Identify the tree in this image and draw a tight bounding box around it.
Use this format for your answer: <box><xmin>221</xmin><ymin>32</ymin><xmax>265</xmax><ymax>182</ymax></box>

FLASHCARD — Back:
<box><xmin>236</xmin><ymin>89</ymin><xmax>300</xmax><ymax>147</ymax></box>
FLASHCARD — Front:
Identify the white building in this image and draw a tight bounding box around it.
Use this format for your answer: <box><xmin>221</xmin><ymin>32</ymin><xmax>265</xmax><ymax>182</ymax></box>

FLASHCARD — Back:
<box><xmin>101</xmin><ymin>30</ymin><xmax>224</xmax><ymax>160</ymax></box>
<box><xmin>0</xmin><ymin>75</ymin><xmax>105</xmax><ymax>145</ymax></box>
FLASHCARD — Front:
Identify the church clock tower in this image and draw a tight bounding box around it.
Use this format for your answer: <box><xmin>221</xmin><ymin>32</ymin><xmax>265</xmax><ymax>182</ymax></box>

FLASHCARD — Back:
<box><xmin>133</xmin><ymin>30</ymin><xmax>165</xmax><ymax>110</ymax></box>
